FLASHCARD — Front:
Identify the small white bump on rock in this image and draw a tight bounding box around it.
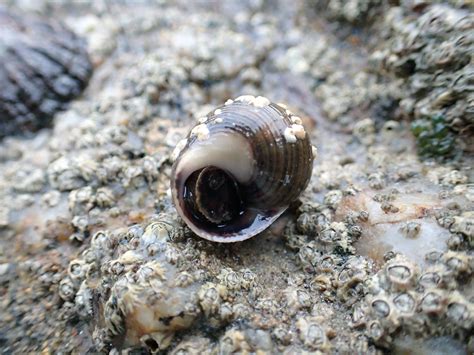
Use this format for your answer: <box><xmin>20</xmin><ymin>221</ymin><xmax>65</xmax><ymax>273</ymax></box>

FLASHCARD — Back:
<box><xmin>312</xmin><ymin>145</ymin><xmax>318</xmax><ymax>158</ymax></box>
<box><xmin>277</xmin><ymin>102</ymin><xmax>288</xmax><ymax>109</ymax></box>
<box><xmin>214</xmin><ymin>108</ymin><xmax>222</xmax><ymax>115</ymax></box>
<box><xmin>198</xmin><ymin>116</ymin><xmax>208</xmax><ymax>124</ymax></box>
<box><xmin>224</xmin><ymin>99</ymin><xmax>234</xmax><ymax>105</ymax></box>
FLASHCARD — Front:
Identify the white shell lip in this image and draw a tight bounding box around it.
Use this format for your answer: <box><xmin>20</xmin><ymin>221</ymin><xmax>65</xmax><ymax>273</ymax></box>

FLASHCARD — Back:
<box><xmin>174</xmin><ymin>132</ymin><xmax>254</xmax><ymax>187</ymax></box>
<box><xmin>187</xmin><ymin>209</ymin><xmax>286</xmax><ymax>243</ymax></box>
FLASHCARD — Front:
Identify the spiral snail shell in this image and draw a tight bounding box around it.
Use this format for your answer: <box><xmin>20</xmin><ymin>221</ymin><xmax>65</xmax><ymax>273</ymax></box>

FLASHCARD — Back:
<box><xmin>171</xmin><ymin>95</ymin><xmax>314</xmax><ymax>242</ymax></box>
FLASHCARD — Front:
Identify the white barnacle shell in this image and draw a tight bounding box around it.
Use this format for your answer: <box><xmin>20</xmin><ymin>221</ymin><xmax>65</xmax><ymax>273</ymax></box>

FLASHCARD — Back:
<box><xmin>284</xmin><ymin>124</ymin><xmax>306</xmax><ymax>143</ymax></box>
<box><xmin>290</xmin><ymin>115</ymin><xmax>303</xmax><ymax>125</ymax></box>
<box><xmin>234</xmin><ymin>94</ymin><xmax>270</xmax><ymax>108</ymax></box>
<box><xmin>171</xmin><ymin>138</ymin><xmax>188</xmax><ymax>162</ymax></box>
<box><xmin>292</xmin><ymin>124</ymin><xmax>306</xmax><ymax>139</ymax></box>
<box><xmin>171</xmin><ymin>96</ymin><xmax>314</xmax><ymax>242</ymax></box>
<box><xmin>190</xmin><ymin>123</ymin><xmax>210</xmax><ymax>141</ymax></box>
<box><xmin>284</xmin><ymin>127</ymin><xmax>297</xmax><ymax>143</ymax></box>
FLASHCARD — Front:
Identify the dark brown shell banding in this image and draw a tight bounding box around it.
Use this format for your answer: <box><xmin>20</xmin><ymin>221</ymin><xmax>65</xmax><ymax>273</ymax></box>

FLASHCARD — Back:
<box><xmin>171</xmin><ymin>95</ymin><xmax>315</xmax><ymax>242</ymax></box>
<box><xmin>0</xmin><ymin>7</ymin><xmax>92</xmax><ymax>138</ymax></box>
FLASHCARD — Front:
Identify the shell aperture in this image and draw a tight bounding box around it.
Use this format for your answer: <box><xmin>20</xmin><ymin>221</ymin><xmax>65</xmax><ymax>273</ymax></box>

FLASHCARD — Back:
<box><xmin>183</xmin><ymin>166</ymin><xmax>245</xmax><ymax>225</ymax></box>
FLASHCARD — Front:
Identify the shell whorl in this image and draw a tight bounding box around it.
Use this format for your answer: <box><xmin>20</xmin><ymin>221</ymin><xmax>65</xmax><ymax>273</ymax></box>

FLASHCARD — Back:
<box><xmin>171</xmin><ymin>96</ymin><xmax>314</xmax><ymax>242</ymax></box>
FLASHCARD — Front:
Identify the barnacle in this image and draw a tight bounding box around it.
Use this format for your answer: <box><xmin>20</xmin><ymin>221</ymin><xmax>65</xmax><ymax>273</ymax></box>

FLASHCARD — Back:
<box><xmin>374</xmin><ymin>3</ymin><xmax>473</xmax><ymax>157</ymax></box>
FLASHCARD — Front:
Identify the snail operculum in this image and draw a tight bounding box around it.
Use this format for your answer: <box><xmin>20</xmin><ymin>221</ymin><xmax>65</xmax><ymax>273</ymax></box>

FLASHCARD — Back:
<box><xmin>171</xmin><ymin>95</ymin><xmax>314</xmax><ymax>242</ymax></box>
<box><xmin>183</xmin><ymin>166</ymin><xmax>245</xmax><ymax>225</ymax></box>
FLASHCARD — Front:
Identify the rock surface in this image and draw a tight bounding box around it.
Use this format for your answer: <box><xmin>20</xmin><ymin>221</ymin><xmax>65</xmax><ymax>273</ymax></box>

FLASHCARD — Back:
<box><xmin>0</xmin><ymin>1</ymin><xmax>472</xmax><ymax>353</ymax></box>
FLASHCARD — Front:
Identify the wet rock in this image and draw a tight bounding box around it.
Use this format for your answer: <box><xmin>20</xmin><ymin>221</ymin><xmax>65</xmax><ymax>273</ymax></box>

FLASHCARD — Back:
<box><xmin>373</xmin><ymin>3</ymin><xmax>474</xmax><ymax>155</ymax></box>
<box><xmin>315</xmin><ymin>0</ymin><xmax>385</xmax><ymax>25</ymax></box>
<box><xmin>62</xmin><ymin>217</ymin><xmax>202</xmax><ymax>352</ymax></box>
<box><xmin>0</xmin><ymin>1</ymin><xmax>472</xmax><ymax>354</ymax></box>
<box><xmin>338</xmin><ymin>190</ymin><xmax>453</xmax><ymax>266</ymax></box>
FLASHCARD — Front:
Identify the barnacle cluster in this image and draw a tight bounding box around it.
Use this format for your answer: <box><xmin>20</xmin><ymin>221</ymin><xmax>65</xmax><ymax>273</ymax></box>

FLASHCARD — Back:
<box><xmin>371</xmin><ymin>2</ymin><xmax>473</xmax><ymax>155</ymax></box>
<box><xmin>283</xmin><ymin>193</ymin><xmax>374</xmax><ymax>304</ymax></box>
<box><xmin>60</xmin><ymin>215</ymin><xmax>204</xmax><ymax>352</ymax></box>
<box><xmin>309</xmin><ymin>1</ymin><xmax>473</xmax><ymax>159</ymax></box>
<box><xmin>59</xmin><ymin>213</ymin><xmax>343</xmax><ymax>353</ymax></box>
<box><xmin>314</xmin><ymin>0</ymin><xmax>385</xmax><ymax>25</ymax></box>
<box><xmin>120</xmin><ymin>54</ymin><xmax>206</xmax><ymax>120</ymax></box>
<box><xmin>356</xmin><ymin>253</ymin><xmax>473</xmax><ymax>348</ymax></box>
<box><xmin>0</xmin><ymin>1</ymin><xmax>473</xmax><ymax>354</ymax></box>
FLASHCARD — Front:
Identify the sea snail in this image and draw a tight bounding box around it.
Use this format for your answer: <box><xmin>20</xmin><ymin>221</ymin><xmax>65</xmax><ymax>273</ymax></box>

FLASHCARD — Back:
<box><xmin>171</xmin><ymin>95</ymin><xmax>314</xmax><ymax>242</ymax></box>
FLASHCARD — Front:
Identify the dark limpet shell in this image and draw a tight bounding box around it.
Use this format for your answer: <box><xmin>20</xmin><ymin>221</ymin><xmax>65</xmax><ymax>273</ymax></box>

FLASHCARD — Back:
<box><xmin>171</xmin><ymin>95</ymin><xmax>315</xmax><ymax>242</ymax></box>
<box><xmin>0</xmin><ymin>7</ymin><xmax>92</xmax><ymax>138</ymax></box>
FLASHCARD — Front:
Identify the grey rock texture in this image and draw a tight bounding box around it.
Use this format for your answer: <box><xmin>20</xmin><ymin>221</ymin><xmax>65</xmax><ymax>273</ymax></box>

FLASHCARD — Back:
<box><xmin>0</xmin><ymin>1</ymin><xmax>472</xmax><ymax>353</ymax></box>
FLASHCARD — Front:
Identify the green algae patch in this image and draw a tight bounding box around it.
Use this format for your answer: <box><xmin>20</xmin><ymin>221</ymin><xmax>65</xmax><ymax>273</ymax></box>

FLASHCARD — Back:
<box><xmin>411</xmin><ymin>115</ymin><xmax>457</xmax><ymax>160</ymax></box>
